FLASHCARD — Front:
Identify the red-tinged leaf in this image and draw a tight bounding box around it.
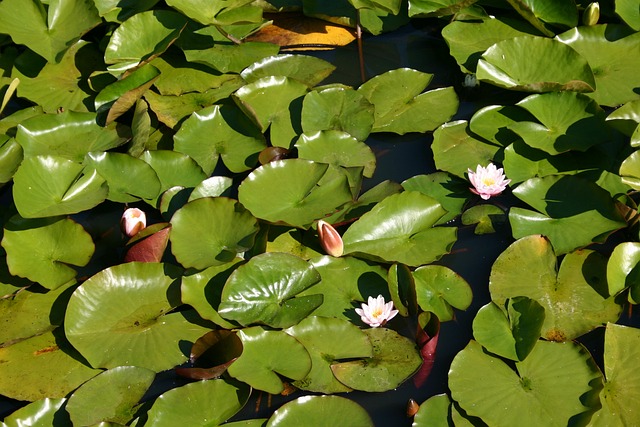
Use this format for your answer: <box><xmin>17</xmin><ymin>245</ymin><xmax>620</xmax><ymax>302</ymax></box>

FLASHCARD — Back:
<box><xmin>124</xmin><ymin>223</ymin><xmax>171</xmax><ymax>262</ymax></box>
<box><xmin>175</xmin><ymin>330</ymin><xmax>243</xmax><ymax>380</ymax></box>
<box><xmin>413</xmin><ymin>316</ymin><xmax>440</xmax><ymax>388</ymax></box>
<box><xmin>175</xmin><ymin>357</ymin><xmax>238</xmax><ymax>380</ymax></box>
<box><xmin>189</xmin><ymin>330</ymin><xmax>239</xmax><ymax>363</ymax></box>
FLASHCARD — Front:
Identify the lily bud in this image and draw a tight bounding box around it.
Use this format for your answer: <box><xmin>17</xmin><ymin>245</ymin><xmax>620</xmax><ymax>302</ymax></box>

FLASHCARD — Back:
<box><xmin>583</xmin><ymin>2</ymin><xmax>599</xmax><ymax>26</ymax></box>
<box><xmin>317</xmin><ymin>220</ymin><xmax>343</xmax><ymax>257</ymax></box>
<box><xmin>406</xmin><ymin>398</ymin><xmax>420</xmax><ymax>417</ymax></box>
<box><xmin>121</xmin><ymin>208</ymin><xmax>146</xmax><ymax>237</ymax></box>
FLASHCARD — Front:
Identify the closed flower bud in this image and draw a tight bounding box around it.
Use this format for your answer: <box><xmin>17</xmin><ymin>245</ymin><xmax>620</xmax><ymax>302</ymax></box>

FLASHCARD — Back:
<box><xmin>406</xmin><ymin>398</ymin><xmax>420</xmax><ymax>417</ymax></box>
<box><xmin>317</xmin><ymin>220</ymin><xmax>343</xmax><ymax>257</ymax></box>
<box><xmin>121</xmin><ymin>208</ymin><xmax>146</xmax><ymax>237</ymax></box>
<box><xmin>583</xmin><ymin>2</ymin><xmax>599</xmax><ymax>26</ymax></box>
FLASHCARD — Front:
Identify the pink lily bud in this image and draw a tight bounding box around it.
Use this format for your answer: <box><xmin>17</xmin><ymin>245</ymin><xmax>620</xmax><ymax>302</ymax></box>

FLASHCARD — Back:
<box><xmin>317</xmin><ymin>220</ymin><xmax>343</xmax><ymax>257</ymax></box>
<box><xmin>121</xmin><ymin>208</ymin><xmax>146</xmax><ymax>237</ymax></box>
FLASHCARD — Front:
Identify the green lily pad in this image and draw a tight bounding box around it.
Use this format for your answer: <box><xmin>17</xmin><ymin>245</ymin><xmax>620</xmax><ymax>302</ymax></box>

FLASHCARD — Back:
<box><xmin>606</xmin><ymin>242</ymin><xmax>640</xmax><ymax>303</ymax></box>
<box><xmin>218</xmin><ymin>252</ymin><xmax>323</xmax><ymax>328</ymax></box>
<box><xmin>145</xmin><ymin>379</ymin><xmax>250</xmax><ymax>427</ymax></box>
<box><xmin>94</xmin><ymin>0</ymin><xmax>160</xmax><ymax>23</ymax></box>
<box><xmin>165</xmin><ymin>0</ymin><xmax>263</xmax><ymax>25</ymax></box>
<box><xmin>432</xmin><ymin>121</ymin><xmax>501</xmax><ymax>179</ymax></box>
<box><xmin>476</xmin><ymin>36</ymin><xmax>596</xmax><ymax>92</ymax></box>
<box><xmin>509</xmin><ymin>91</ymin><xmax>610</xmax><ymax>155</ymax></box>
<box><xmin>615</xmin><ymin>0</ymin><xmax>640</xmax><ymax>30</ymax></box>
<box><xmin>65</xmin><ymin>262</ymin><xmax>212</xmax><ymax>371</ymax></box>
<box><xmin>357</xmin><ymin>68</ymin><xmax>458</xmax><ymax>134</ymax></box>
<box><xmin>266</xmin><ymin>395</ymin><xmax>374</xmax><ymax>427</ymax></box>
<box><xmin>104</xmin><ymin>10</ymin><xmax>188</xmax><ymax>73</ymax></box>
<box><xmin>506</xmin><ymin>0</ymin><xmax>578</xmax><ymax>35</ymax></box>
<box><xmin>241</xmin><ymin>54</ymin><xmax>336</xmax><ymax>86</ymax></box>
<box><xmin>408</xmin><ymin>0</ymin><xmax>482</xmax><ymax>18</ymax></box>
<box><xmin>401</xmin><ymin>172</ymin><xmax>469</xmax><ymax>225</ymax></box>
<box><xmin>298</xmin><ymin>256</ymin><xmax>389</xmax><ymax>321</ymax></box>
<box><xmin>342</xmin><ymin>191</ymin><xmax>457</xmax><ymax>267</ymax></box>
<box><xmin>2</xmin><ymin>215</ymin><xmax>94</xmax><ymax>289</ymax></box>
<box><xmin>472</xmin><ymin>297</ymin><xmax>545</xmax><ymax>361</ymax></box>
<box><xmin>16</xmin><ymin>111</ymin><xmax>128</xmax><ymax>162</ymax></box>
<box><xmin>449</xmin><ymin>340</ymin><xmax>602</xmax><ymax>427</ymax></box>
<box><xmin>182</xmin><ymin>36</ymin><xmax>279</xmax><ymax>74</ymax></box>
<box><xmin>0</xmin><ymin>329</ymin><xmax>100</xmax><ymax>401</ymax></box>
<box><xmin>233</xmin><ymin>76</ymin><xmax>308</xmax><ymax>148</ymax></box>
<box><xmin>140</xmin><ymin>150</ymin><xmax>207</xmax><ymax>204</ymax></box>
<box><xmin>461</xmin><ymin>204</ymin><xmax>506</xmax><ymax>234</ymax></box>
<box><xmin>509</xmin><ymin>175</ymin><xmax>627</xmax><ymax>254</ymax></box>
<box><xmin>181</xmin><ymin>259</ymin><xmax>243</xmax><ymax>329</ymax></box>
<box><xmin>227</xmin><ymin>326</ymin><xmax>311</xmax><ymax>394</ymax></box>
<box><xmin>413</xmin><ymin>265</ymin><xmax>472</xmax><ymax>322</ymax></box>
<box><xmin>489</xmin><ymin>235</ymin><xmax>622</xmax><ymax>341</ymax></box>
<box><xmin>589</xmin><ymin>323</ymin><xmax>640</xmax><ymax>426</ymax></box>
<box><xmin>556</xmin><ymin>25</ymin><xmax>640</xmax><ymax>107</ymax></box>
<box><xmin>188</xmin><ymin>176</ymin><xmax>234</xmax><ymax>201</ymax></box>
<box><xmin>468</xmin><ymin>104</ymin><xmax>534</xmax><ymax>147</ymax></box>
<box><xmin>2</xmin><ymin>398</ymin><xmax>69</xmax><ymax>426</ymax></box>
<box><xmin>174</xmin><ymin>103</ymin><xmax>266</xmax><ymax>174</ymax></box>
<box><xmin>387</xmin><ymin>262</ymin><xmax>415</xmax><ymax>317</ymax></box>
<box><xmin>170</xmin><ymin>197</ymin><xmax>259</xmax><ymax>270</ymax></box>
<box><xmin>295</xmin><ymin>130</ymin><xmax>376</xmax><ymax>178</ymax></box>
<box><xmin>331</xmin><ymin>328</ymin><xmax>422</xmax><ymax>392</ymax></box>
<box><xmin>0</xmin><ymin>0</ymin><xmax>101</xmax><ymax>63</ymax></box>
<box><xmin>66</xmin><ymin>366</ymin><xmax>156</xmax><ymax>426</ymax></box>
<box><xmin>301</xmin><ymin>87</ymin><xmax>374</xmax><ymax>142</ymax></box>
<box><xmin>0</xmin><ymin>135</ymin><xmax>22</xmax><ymax>184</ymax></box>
<box><xmin>606</xmin><ymin>99</ymin><xmax>640</xmax><ymax>136</ymax></box>
<box><xmin>412</xmin><ymin>394</ymin><xmax>451</xmax><ymax>427</ymax></box>
<box><xmin>11</xmin><ymin>40</ymin><xmax>103</xmax><ymax>113</ymax></box>
<box><xmin>238</xmin><ymin>159</ymin><xmax>353</xmax><ymax>228</ymax></box>
<box><xmin>286</xmin><ymin>316</ymin><xmax>373</xmax><ymax>393</ymax></box>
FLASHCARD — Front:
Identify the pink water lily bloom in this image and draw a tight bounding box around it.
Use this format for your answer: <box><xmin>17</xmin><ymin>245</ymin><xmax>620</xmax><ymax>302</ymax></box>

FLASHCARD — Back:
<box><xmin>468</xmin><ymin>163</ymin><xmax>511</xmax><ymax>200</ymax></box>
<box><xmin>121</xmin><ymin>208</ymin><xmax>146</xmax><ymax>237</ymax></box>
<box><xmin>355</xmin><ymin>295</ymin><xmax>399</xmax><ymax>328</ymax></box>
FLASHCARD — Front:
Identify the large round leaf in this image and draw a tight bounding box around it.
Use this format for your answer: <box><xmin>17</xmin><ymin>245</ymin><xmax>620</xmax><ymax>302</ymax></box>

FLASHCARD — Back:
<box><xmin>227</xmin><ymin>326</ymin><xmax>312</xmax><ymax>394</ymax></box>
<box><xmin>509</xmin><ymin>175</ymin><xmax>627</xmax><ymax>254</ymax></box>
<box><xmin>301</xmin><ymin>87</ymin><xmax>374</xmax><ymax>142</ymax></box>
<box><xmin>165</xmin><ymin>0</ymin><xmax>262</xmax><ymax>26</ymax></box>
<box><xmin>238</xmin><ymin>159</ymin><xmax>353</xmax><ymax>228</ymax></box>
<box><xmin>218</xmin><ymin>252</ymin><xmax>323</xmax><ymax>328</ymax></box>
<box><xmin>233</xmin><ymin>76</ymin><xmax>308</xmax><ymax>148</ymax></box>
<box><xmin>449</xmin><ymin>340</ymin><xmax>602</xmax><ymax>427</ymax></box>
<box><xmin>476</xmin><ymin>36</ymin><xmax>595</xmax><ymax>92</ymax></box>
<box><xmin>342</xmin><ymin>191</ymin><xmax>457</xmax><ymax>267</ymax></box>
<box><xmin>170</xmin><ymin>197</ymin><xmax>259</xmax><ymax>270</ymax></box>
<box><xmin>489</xmin><ymin>235</ymin><xmax>622</xmax><ymax>341</ymax></box>
<box><xmin>299</xmin><ymin>256</ymin><xmax>389</xmax><ymax>321</ymax></box>
<box><xmin>241</xmin><ymin>54</ymin><xmax>336</xmax><ymax>87</ymax></box>
<box><xmin>65</xmin><ymin>262</ymin><xmax>212</xmax><ymax>371</ymax></box>
<box><xmin>267</xmin><ymin>396</ymin><xmax>374</xmax><ymax>427</ymax></box>
<box><xmin>2</xmin><ymin>215</ymin><xmax>94</xmax><ymax>289</ymax></box>
<box><xmin>0</xmin><ymin>329</ymin><xmax>100</xmax><ymax>401</ymax></box>
<box><xmin>469</xmin><ymin>104</ymin><xmax>534</xmax><ymax>147</ymax></box>
<box><xmin>589</xmin><ymin>323</ymin><xmax>640</xmax><ymax>426</ymax></box>
<box><xmin>331</xmin><ymin>328</ymin><xmax>422</xmax><ymax>392</ymax></box>
<box><xmin>286</xmin><ymin>316</ymin><xmax>373</xmax><ymax>393</ymax></box>
<box><xmin>413</xmin><ymin>265</ymin><xmax>472</xmax><ymax>322</ymax></box>
<box><xmin>145</xmin><ymin>379</ymin><xmax>250</xmax><ymax>427</ymax></box>
<box><xmin>174</xmin><ymin>103</ymin><xmax>266</xmax><ymax>174</ymax></box>
<box><xmin>401</xmin><ymin>172</ymin><xmax>469</xmax><ymax>225</ymax></box>
<box><xmin>357</xmin><ymin>68</ymin><xmax>458</xmax><ymax>134</ymax></box>
<box><xmin>2</xmin><ymin>398</ymin><xmax>69</xmax><ymax>426</ymax></box>
<box><xmin>12</xmin><ymin>155</ymin><xmax>108</xmax><ymax>218</ymax></box>
<box><xmin>65</xmin><ymin>366</ymin><xmax>156</xmax><ymax>426</ymax></box>
<box><xmin>556</xmin><ymin>25</ymin><xmax>640</xmax><ymax>107</ymax></box>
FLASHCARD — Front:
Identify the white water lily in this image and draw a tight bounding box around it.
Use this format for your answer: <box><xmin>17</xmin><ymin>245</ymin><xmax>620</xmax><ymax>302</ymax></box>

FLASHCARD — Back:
<box><xmin>120</xmin><ymin>208</ymin><xmax>146</xmax><ymax>237</ymax></box>
<box><xmin>355</xmin><ymin>295</ymin><xmax>399</xmax><ymax>328</ymax></box>
<box><xmin>468</xmin><ymin>163</ymin><xmax>511</xmax><ymax>200</ymax></box>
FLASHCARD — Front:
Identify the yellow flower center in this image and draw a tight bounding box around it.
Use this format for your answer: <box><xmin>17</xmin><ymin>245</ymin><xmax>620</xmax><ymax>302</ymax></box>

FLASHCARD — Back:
<box><xmin>371</xmin><ymin>308</ymin><xmax>383</xmax><ymax>318</ymax></box>
<box><xmin>482</xmin><ymin>177</ymin><xmax>495</xmax><ymax>186</ymax></box>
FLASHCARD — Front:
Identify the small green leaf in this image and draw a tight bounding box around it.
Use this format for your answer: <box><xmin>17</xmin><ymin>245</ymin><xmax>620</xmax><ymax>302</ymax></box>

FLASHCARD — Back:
<box><xmin>413</xmin><ymin>265</ymin><xmax>472</xmax><ymax>321</ymax></box>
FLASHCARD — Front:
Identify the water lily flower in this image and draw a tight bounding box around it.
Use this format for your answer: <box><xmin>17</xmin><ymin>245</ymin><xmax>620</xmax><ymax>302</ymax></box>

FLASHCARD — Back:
<box><xmin>467</xmin><ymin>163</ymin><xmax>511</xmax><ymax>200</ymax></box>
<box><xmin>317</xmin><ymin>220</ymin><xmax>343</xmax><ymax>257</ymax></box>
<box><xmin>121</xmin><ymin>208</ymin><xmax>146</xmax><ymax>237</ymax></box>
<box><xmin>462</xmin><ymin>74</ymin><xmax>478</xmax><ymax>88</ymax></box>
<box><xmin>355</xmin><ymin>295</ymin><xmax>399</xmax><ymax>328</ymax></box>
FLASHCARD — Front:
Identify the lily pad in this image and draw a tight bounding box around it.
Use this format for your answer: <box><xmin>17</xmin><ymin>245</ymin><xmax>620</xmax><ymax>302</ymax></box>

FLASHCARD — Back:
<box><xmin>506</xmin><ymin>0</ymin><xmax>578</xmax><ymax>34</ymax></box>
<box><xmin>286</xmin><ymin>316</ymin><xmax>373</xmax><ymax>393</ymax></box>
<box><xmin>476</xmin><ymin>36</ymin><xmax>596</xmax><ymax>93</ymax></box>
<box><xmin>145</xmin><ymin>379</ymin><xmax>250</xmax><ymax>427</ymax></box>
<box><xmin>342</xmin><ymin>191</ymin><xmax>457</xmax><ymax>267</ymax></box>
<box><xmin>331</xmin><ymin>328</ymin><xmax>422</xmax><ymax>392</ymax></box>
<box><xmin>606</xmin><ymin>242</ymin><xmax>640</xmax><ymax>303</ymax></box>
<box><xmin>0</xmin><ymin>136</ymin><xmax>22</xmax><ymax>184</ymax></box>
<box><xmin>468</xmin><ymin>104</ymin><xmax>534</xmax><ymax>147</ymax></box>
<box><xmin>412</xmin><ymin>394</ymin><xmax>451</xmax><ymax>427</ymax></box>
<box><xmin>140</xmin><ymin>150</ymin><xmax>207</xmax><ymax>203</ymax></box>
<box><xmin>65</xmin><ymin>366</ymin><xmax>156</xmax><ymax>426</ymax></box>
<box><xmin>2</xmin><ymin>215</ymin><xmax>94</xmax><ymax>289</ymax></box>
<box><xmin>2</xmin><ymin>398</ymin><xmax>69</xmax><ymax>426</ymax></box>
<box><xmin>413</xmin><ymin>265</ymin><xmax>472</xmax><ymax>322</ymax></box>
<box><xmin>449</xmin><ymin>340</ymin><xmax>602</xmax><ymax>427</ymax></box>
<box><xmin>165</xmin><ymin>0</ymin><xmax>263</xmax><ymax>25</ymax></box>
<box><xmin>65</xmin><ymin>262</ymin><xmax>212</xmax><ymax>371</ymax></box>
<box><xmin>218</xmin><ymin>252</ymin><xmax>323</xmax><ymax>328</ymax></box>
<box><xmin>188</xmin><ymin>177</ymin><xmax>234</xmax><ymax>201</ymax></box>
<box><xmin>266</xmin><ymin>395</ymin><xmax>374</xmax><ymax>427</ymax></box>
<box><xmin>357</xmin><ymin>68</ymin><xmax>458</xmax><ymax>134</ymax></box>
<box><xmin>169</xmin><ymin>197</ymin><xmax>259</xmax><ymax>269</ymax></box>
<box><xmin>615</xmin><ymin>0</ymin><xmax>640</xmax><ymax>30</ymax></box>
<box><xmin>401</xmin><ymin>172</ymin><xmax>469</xmax><ymax>225</ymax></box>
<box><xmin>174</xmin><ymin>103</ymin><xmax>266</xmax><ymax>174</ymax></box>
<box><xmin>241</xmin><ymin>54</ymin><xmax>336</xmax><ymax>86</ymax></box>
<box><xmin>227</xmin><ymin>326</ymin><xmax>312</xmax><ymax>394</ymax></box>
<box><xmin>461</xmin><ymin>204</ymin><xmax>506</xmax><ymax>234</ymax></box>
<box><xmin>238</xmin><ymin>159</ymin><xmax>353</xmax><ymax>228</ymax></box>
<box><xmin>489</xmin><ymin>235</ymin><xmax>622</xmax><ymax>341</ymax></box>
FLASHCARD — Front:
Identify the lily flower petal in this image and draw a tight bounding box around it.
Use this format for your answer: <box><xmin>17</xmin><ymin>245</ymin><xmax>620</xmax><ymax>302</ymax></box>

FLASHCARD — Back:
<box><xmin>121</xmin><ymin>208</ymin><xmax>146</xmax><ymax>237</ymax></box>
<box><xmin>317</xmin><ymin>220</ymin><xmax>343</xmax><ymax>257</ymax></box>
<box><xmin>354</xmin><ymin>295</ymin><xmax>399</xmax><ymax>328</ymax></box>
<box><xmin>467</xmin><ymin>163</ymin><xmax>511</xmax><ymax>200</ymax></box>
